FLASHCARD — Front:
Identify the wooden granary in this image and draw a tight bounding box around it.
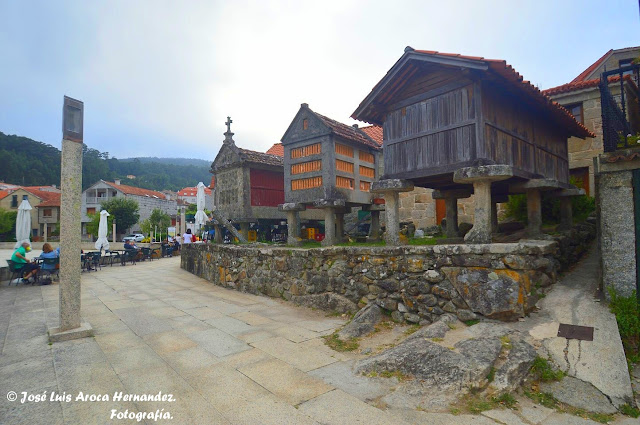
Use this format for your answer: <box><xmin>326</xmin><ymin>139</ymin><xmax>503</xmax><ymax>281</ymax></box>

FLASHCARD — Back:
<box><xmin>353</xmin><ymin>48</ymin><xmax>594</xmax><ymax>244</ymax></box>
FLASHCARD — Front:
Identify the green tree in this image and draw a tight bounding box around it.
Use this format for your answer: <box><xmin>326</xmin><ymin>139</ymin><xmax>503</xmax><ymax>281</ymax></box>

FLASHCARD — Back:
<box><xmin>100</xmin><ymin>198</ymin><xmax>140</xmax><ymax>234</ymax></box>
<box><xmin>140</xmin><ymin>208</ymin><xmax>171</xmax><ymax>236</ymax></box>
<box><xmin>85</xmin><ymin>212</ymin><xmax>115</xmax><ymax>238</ymax></box>
<box><xmin>0</xmin><ymin>208</ymin><xmax>18</xmax><ymax>241</ymax></box>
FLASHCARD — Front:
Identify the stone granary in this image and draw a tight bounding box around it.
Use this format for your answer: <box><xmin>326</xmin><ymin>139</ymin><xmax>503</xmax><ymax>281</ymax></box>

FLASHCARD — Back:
<box><xmin>210</xmin><ymin>118</ymin><xmax>321</xmax><ymax>241</ymax></box>
<box><xmin>280</xmin><ymin>103</ymin><xmax>383</xmax><ymax>246</ymax></box>
<box><xmin>353</xmin><ymin>47</ymin><xmax>595</xmax><ymax>244</ymax></box>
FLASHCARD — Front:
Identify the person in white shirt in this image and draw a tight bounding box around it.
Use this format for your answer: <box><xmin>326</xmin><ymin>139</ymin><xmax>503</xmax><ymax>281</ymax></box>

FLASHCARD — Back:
<box><xmin>183</xmin><ymin>229</ymin><xmax>194</xmax><ymax>244</ymax></box>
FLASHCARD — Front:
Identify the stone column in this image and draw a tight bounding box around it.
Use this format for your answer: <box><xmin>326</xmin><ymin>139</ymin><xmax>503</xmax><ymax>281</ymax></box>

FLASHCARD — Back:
<box><xmin>369</xmin><ymin>210</ymin><xmax>381</xmax><ymax>240</ymax></box>
<box><xmin>526</xmin><ymin>189</ymin><xmax>542</xmax><ymax>237</ymax></box>
<box><xmin>213</xmin><ymin>224</ymin><xmax>222</xmax><ymax>243</ymax></box>
<box><xmin>371</xmin><ymin>179</ymin><xmax>414</xmax><ymax>246</ymax></box>
<box><xmin>335</xmin><ymin>213</ymin><xmax>345</xmax><ymax>243</ymax></box>
<box><xmin>180</xmin><ymin>207</ymin><xmax>186</xmax><ymax>235</ymax></box>
<box><xmin>558</xmin><ymin>197</ymin><xmax>572</xmax><ymax>231</ymax></box>
<box><xmin>286</xmin><ymin>210</ymin><xmax>301</xmax><ymax>246</ymax></box>
<box><xmin>239</xmin><ymin>222</ymin><xmax>250</xmax><ymax>240</ymax></box>
<box><xmin>453</xmin><ymin>165</ymin><xmax>513</xmax><ymax>244</ymax></box>
<box><xmin>43</xmin><ymin>223</ymin><xmax>48</xmax><ymax>243</ymax></box>
<box><xmin>322</xmin><ymin>208</ymin><xmax>336</xmax><ymax>246</ymax></box>
<box><xmin>433</xmin><ymin>189</ymin><xmax>472</xmax><ymax>239</ymax></box>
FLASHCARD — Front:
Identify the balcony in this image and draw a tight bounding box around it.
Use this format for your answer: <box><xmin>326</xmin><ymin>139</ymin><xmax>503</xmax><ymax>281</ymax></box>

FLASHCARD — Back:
<box><xmin>600</xmin><ymin>63</ymin><xmax>640</xmax><ymax>152</ymax></box>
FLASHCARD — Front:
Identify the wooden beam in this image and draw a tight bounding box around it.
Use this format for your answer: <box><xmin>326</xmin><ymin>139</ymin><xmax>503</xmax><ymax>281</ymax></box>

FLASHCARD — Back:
<box><xmin>387</xmin><ymin>79</ymin><xmax>473</xmax><ymax>112</ymax></box>
<box><xmin>385</xmin><ymin>120</ymin><xmax>476</xmax><ymax>146</ymax></box>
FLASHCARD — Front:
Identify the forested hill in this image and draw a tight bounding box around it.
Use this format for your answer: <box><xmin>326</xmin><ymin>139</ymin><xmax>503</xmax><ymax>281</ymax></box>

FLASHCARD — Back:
<box><xmin>0</xmin><ymin>131</ymin><xmax>213</xmax><ymax>191</ymax></box>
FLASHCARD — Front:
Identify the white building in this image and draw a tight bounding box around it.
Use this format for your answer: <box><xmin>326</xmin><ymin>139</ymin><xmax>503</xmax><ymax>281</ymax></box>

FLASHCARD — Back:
<box><xmin>177</xmin><ymin>185</ymin><xmax>213</xmax><ymax>209</ymax></box>
<box><xmin>81</xmin><ymin>179</ymin><xmax>177</xmax><ymax>235</ymax></box>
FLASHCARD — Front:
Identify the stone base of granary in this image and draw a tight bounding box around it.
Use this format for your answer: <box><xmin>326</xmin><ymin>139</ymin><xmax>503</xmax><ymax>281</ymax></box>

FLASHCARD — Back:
<box><xmin>181</xmin><ymin>228</ymin><xmax>593</xmax><ymax>322</ymax></box>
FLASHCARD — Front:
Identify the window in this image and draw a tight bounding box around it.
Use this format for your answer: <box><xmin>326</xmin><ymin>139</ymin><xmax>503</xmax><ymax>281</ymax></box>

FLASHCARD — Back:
<box><xmin>291</xmin><ymin>143</ymin><xmax>321</xmax><ymax>158</ymax></box>
<box><xmin>43</xmin><ymin>209</ymin><xmax>52</xmax><ymax>217</ymax></box>
<box><xmin>22</xmin><ymin>195</ymin><xmax>28</xmax><ymax>201</ymax></box>
<box><xmin>336</xmin><ymin>159</ymin><xmax>354</xmax><ymax>174</ymax></box>
<box><xmin>359</xmin><ymin>181</ymin><xmax>371</xmax><ymax>192</ymax></box>
<box><xmin>86</xmin><ymin>207</ymin><xmax>96</xmax><ymax>215</ymax></box>
<box><xmin>291</xmin><ymin>160</ymin><xmax>322</xmax><ymax>175</ymax></box>
<box><xmin>336</xmin><ymin>176</ymin><xmax>354</xmax><ymax>190</ymax></box>
<box><xmin>359</xmin><ymin>151</ymin><xmax>374</xmax><ymax>163</ymax></box>
<box><xmin>359</xmin><ymin>165</ymin><xmax>375</xmax><ymax>179</ymax></box>
<box><xmin>291</xmin><ymin>176</ymin><xmax>322</xmax><ymax>191</ymax></box>
<box><xmin>11</xmin><ymin>195</ymin><xmax>17</xmax><ymax>208</ymax></box>
<box><xmin>566</xmin><ymin>103</ymin><xmax>583</xmax><ymax>124</ymax></box>
<box><xmin>335</xmin><ymin>143</ymin><xmax>354</xmax><ymax>158</ymax></box>
<box><xmin>303</xmin><ymin>118</ymin><xmax>309</xmax><ymax>130</ymax></box>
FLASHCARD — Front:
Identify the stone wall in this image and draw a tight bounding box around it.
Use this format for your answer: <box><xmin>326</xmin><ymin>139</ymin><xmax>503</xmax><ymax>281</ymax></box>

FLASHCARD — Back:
<box><xmin>182</xmin><ymin>241</ymin><xmax>564</xmax><ymax>322</ymax></box>
<box><xmin>399</xmin><ymin>187</ymin><xmax>476</xmax><ymax>229</ymax></box>
<box><xmin>595</xmin><ymin>151</ymin><xmax>639</xmax><ymax>298</ymax></box>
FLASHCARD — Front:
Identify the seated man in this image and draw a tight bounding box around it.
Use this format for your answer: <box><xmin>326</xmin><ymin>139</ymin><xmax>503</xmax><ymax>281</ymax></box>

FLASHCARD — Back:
<box><xmin>11</xmin><ymin>241</ymin><xmax>40</xmax><ymax>283</ymax></box>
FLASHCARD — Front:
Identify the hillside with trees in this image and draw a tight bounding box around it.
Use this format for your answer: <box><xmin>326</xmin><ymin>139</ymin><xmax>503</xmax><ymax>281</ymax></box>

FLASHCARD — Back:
<box><xmin>0</xmin><ymin>131</ymin><xmax>212</xmax><ymax>191</ymax></box>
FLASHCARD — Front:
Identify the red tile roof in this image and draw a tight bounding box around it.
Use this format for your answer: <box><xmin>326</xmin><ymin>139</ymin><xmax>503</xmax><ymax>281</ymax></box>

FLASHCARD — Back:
<box><xmin>353</xmin><ymin>48</ymin><xmax>595</xmax><ymax>139</ymax></box>
<box><xmin>543</xmin><ymin>75</ymin><xmax>631</xmax><ymax>96</ymax></box>
<box><xmin>103</xmin><ymin>181</ymin><xmax>168</xmax><ymax>199</ymax></box>
<box><xmin>266</xmin><ymin>143</ymin><xmax>284</xmax><ymax>157</ymax></box>
<box><xmin>314</xmin><ymin>112</ymin><xmax>382</xmax><ymax>150</ymax></box>
<box><xmin>209</xmin><ymin>176</ymin><xmax>215</xmax><ymax>189</ymax></box>
<box><xmin>572</xmin><ymin>49</ymin><xmax>613</xmax><ymax>83</ymax></box>
<box><xmin>0</xmin><ymin>190</ymin><xmax>9</xmax><ymax>200</ymax></box>
<box><xmin>360</xmin><ymin>125</ymin><xmax>383</xmax><ymax>146</ymax></box>
<box><xmin>22</xmin><ymin>186</ymin><xmax>61</xmax><ymax>206</ymax></box>
<box><xmin>178</xmin><ymin>186</ymin><xmax>212</xmax><ymax>196</ymax></box>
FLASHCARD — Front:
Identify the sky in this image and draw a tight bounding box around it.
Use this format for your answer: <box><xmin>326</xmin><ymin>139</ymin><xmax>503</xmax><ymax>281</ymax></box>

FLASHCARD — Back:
<box><xmin>0</xmin><ymin>0</ymin><xmax>638</xmax><ymax>161</ymax></box>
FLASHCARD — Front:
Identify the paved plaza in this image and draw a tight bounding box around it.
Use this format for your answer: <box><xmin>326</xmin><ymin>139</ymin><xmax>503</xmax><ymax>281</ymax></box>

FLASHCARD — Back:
<box><xmin>0</xmin><ymin>257</ymin><xmax>638</xmax><ymax>424</ymax></box>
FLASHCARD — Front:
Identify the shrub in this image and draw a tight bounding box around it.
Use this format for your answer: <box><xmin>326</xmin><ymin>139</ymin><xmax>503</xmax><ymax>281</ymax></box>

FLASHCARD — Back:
<box><xmin>608</xmin><ymin>289</ymin><xmax>640</xmax><ymax>362</ymax></box>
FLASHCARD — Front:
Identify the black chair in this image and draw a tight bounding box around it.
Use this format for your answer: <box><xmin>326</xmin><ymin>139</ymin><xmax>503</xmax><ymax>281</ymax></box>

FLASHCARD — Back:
<box><xmin>140</xmin><ymin>247</ymin><xmax>152</xmax><ymax>261</ymax></box>
<box><xmin>104</xmin><ymin>250</ymin><xmax>120</xmax><ymax>266</ymax></box>
<box><xmin>39</xmin><ymin>257</ymin><xmax>60</xmax><ymax>281</ymax></box>
<box><xmin>91</xmin><ymin>252</ymin><xmax>102</xmax><ymax>271</ymax></box>
<box><xmin>6</xmin><ymin>260</ymin><xmax>24</xmax><ymax>285</ymax></box>
<box><xmin>122</xmin><ymin>249</ymin><xmax>137</xmax><ymax>265</ymax></box>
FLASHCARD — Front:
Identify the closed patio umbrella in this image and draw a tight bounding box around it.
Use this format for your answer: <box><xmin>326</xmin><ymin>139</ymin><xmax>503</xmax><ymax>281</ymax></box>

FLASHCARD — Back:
<box><xmin>194</xmin><ymin>181</ymin><xmax>208</xmax><ymax>233</ymax></box>
<box><xmin>14</xmin><ymin>199</ymin><xmax>32</xmax><ymax>248</ymax></box>
<box><xmin>95</xmin><ymin>210</ymin><xmax>110</xmax><ymax>251</ymax></box>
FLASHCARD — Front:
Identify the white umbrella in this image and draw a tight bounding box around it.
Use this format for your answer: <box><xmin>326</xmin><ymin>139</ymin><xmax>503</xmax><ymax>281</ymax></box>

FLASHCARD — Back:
<box><xmin>14</xmin><ymin>199</ymin><xmax>32</xmax><ymax>248</ymax></box>
<box><xmin>194</xmin><ymin>181</ymin><xmax>208</xmax><ymax>232</ymax></box>
<box><xmin>94</xmin><ymin>210</ymin><xmax>110</xmax><ymax>251</ymax></box>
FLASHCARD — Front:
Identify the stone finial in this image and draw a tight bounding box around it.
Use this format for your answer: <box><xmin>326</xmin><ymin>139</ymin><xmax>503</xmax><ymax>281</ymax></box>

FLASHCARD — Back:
<box><xmin>223</xmin><ymin>116</ymin><xmax>235</xmax><ymax>144</ymax></box>
<box><xmin>404</xmin><ymin>46</ymin><xmax>415</xmax><ymax>53</ymax></box>
<box><xmin>352</xmin><ymin>124</ymin><xmax>359</xmax><ymax>129</ymax></box>
<box><xmin>301</xmin><ymin>103</ymin><xmax>309</xmax><ymax>109</ymax></box>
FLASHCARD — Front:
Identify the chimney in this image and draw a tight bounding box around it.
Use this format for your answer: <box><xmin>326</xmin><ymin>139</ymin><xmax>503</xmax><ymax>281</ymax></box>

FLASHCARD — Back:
<box><xmin>114</xmin><ymin>179</ymin><xmax>121</xmax><ymax>185</ymax></box>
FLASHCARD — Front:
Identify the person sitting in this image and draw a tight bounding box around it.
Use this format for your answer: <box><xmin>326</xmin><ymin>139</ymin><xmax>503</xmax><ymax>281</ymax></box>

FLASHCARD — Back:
<box><xmin>11</xmin><ymin>242</ymin><xmax>40</xmax><ymax>283</ymax></box>
<box><xmin>173</xmin><ymin>234</ymin><xmax>181</xmax><ymax>252</ymax></box>
<box><xmin>39</xmin><ymin>243</ymin><xmax>60</xmax><ymax>281</ymax></box>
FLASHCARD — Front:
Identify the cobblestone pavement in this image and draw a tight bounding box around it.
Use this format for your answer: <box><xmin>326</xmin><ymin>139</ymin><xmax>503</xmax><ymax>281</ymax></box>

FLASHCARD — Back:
<box><xmin>0</xmin><ymin>257</ymin><xmax>637</xmax><ymax>424</ymax></box>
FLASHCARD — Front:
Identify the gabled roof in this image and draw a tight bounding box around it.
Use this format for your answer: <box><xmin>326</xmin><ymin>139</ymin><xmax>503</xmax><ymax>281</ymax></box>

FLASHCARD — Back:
<box><xmin>0</xmin><ymin>190</ymin><xmax>9</xmax><ymax>200</ymax></box>
<box><xmin>314</xmin><ymin>111</ymin><xmax>381</xmax><ymax>150</ymax></box>
<box><xmin>178</xmin><ymin>186</ymin><xmax>212</xmax><ymax>196</ymax></box>
<box><xmin>572</xmin><ymin>47</ymin><xmax>640</xmax><ymax>83</ymax></box>
<box><xmin>360</xmin><ymin>125</ymin><xmax>383</xmax><ymax>146</ymax></box>
<box><xmin>543</xmin><ymin>75</ymin><xmax>634</xmax><ymax>97</ymax></box>
<box><xmin>266</xmin><ymin>143</ymin><xmax>284</xmax><ymax>157</ymax></box>
<box><xmin>103</xmin><ymin>181</ymin><xmax>167</xmax><ymax>199</ymax></box>
<box><xmin>23</xmin><ymin>187</ymin><xmax>61</xmax><ymax>206</ymax></box>
<box><xmin>352</xmin><ymin>47</ymin><xmax>594</xmax><ymax>139</ymax></box>
<box><xmin>238</xmin><ymin>148</ymin><xmax>284</xmax><ymax>167</ymax></box>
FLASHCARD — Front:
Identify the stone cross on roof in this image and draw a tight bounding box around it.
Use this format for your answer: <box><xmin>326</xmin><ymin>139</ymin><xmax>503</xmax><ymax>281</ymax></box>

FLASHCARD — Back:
<box><xmin>223</xmin><ymin>116</ymin><xmax>235</xmax><ymax>144</ymax></box>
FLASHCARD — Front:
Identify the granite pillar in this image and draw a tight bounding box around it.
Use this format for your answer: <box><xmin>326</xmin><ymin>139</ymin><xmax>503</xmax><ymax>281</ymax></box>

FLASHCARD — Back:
<box><xmin>240</xmin><ymin>222</ymin><xmax>250</xmax><ymax>240</ymax></box>
<box><xmin>286</xmin><ymin>210</ymin><xmax>301</xmax><ymax>246</ymax></box>
<box><xmin>43</xmin><ymin>224</ymin><xmax>48</xmax><ymax>243</ymax></box>
<box><xmin>491</xmin><ymin>201</ymin><xmax>499</xmax><ymax>233</ymax></box>
<box><xmin>444</xmin><ymin>197</ymin><xmax>459</xmax><ymax>238</ymax></box>
<box><xmin>558</xmin><ymin>197</ymin><xmax>573</xmax><ymax>231</ymax></box>
<box><xmin>322</xmin><ymin>208</ymin><xmax>336</xmax><ymax>247</ymax></box>
<box><xmin>214</xmin><ymin>224</ymin><xmax>223</xmax><ymax>243</ymax></box>
<box><xmin>369</xmin><ymin>210</ymin><xmax>381</xmax><ymax>241</ymax></box>
<box><xmin>180</xmin><ymin>208</ymin><xmax>186</xmax><ymax>236</ymax></box>
<box><xmin>526</xmin><ymin>189</ymin><xmax>542</xmax><ymax>237</ymax></box>
<box><xmin>49</xmin><ymin>139</ymin><xmax>93</xmax><ymax>342</ymax></box>
<box><xmin>466</xmin><ymin>180</ymin><xmax>493</xmax><ymax>243</ymax></box>
<box><xmin>371</xmin><ymin>179</ymin><xmax>414</xmax><ymax>246</ymax></box>
<box><xmin>335</xmin><ymin>213</ymin><xmax>345</xmax><ymax>243</ymax></box>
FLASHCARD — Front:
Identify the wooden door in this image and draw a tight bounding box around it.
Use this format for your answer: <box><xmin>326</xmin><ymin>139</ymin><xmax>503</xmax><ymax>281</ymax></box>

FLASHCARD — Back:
<box><xmin>436</xmin><ymin>199</ymin><xmax>446</xmax><ymax>224</ymax></box>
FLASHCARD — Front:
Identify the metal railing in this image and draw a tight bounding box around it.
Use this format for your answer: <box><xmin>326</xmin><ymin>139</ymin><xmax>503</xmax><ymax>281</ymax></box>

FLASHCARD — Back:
<box><xmin>600</xmin><ymin>63</ymin><xmax>640</xmax><ymax>152</ymax></box>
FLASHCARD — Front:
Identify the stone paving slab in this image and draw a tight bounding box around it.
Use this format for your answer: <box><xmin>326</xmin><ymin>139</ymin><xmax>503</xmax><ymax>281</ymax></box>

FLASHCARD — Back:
<box><xmin>224</xmin><ymin>394</ymin><xmax>320</xmax><ymax>425</ymax></box>
<box><xmin>251</xmin><ymin>336</ymin><xmax>338</xmax><ymax>372</ymax></box>
<box><xmin>238</xmin><ymin>358</ymin><xmax>334</xmax><ymax>405</ymax></box>
<box><xmin>189</xmin><ymin>328</ymin><xmax>251</xmax><ymax>357</ymax></box>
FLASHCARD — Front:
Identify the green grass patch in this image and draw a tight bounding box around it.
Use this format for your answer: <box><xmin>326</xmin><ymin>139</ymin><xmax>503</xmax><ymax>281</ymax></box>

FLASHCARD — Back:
<box><xmin>500</xmin><ymin>336</ymin><xmax>512</xmax><ymax>350</ymax></box>
<box><xmin>379</xmin><ymin>370</ymin><xmax>412</xmax><ymax>382</ymax></box>
<box><xmin>430</xmin><ymin>337</ymin><xmax>444</xmax><ymax>342</ymax></box>
<box><xmin>530</xmin><ymin>357</ymin><xmax>565</xmax><ymax>382</ymax></box>
<box><xmin>323</xmin><ymin>333</ymin><xmax>359</xmax><ymax>352</ymax></box>
<box><xmin>486</xmin><ymin>367</ymin><xmax>495</xmax><ymax>383</ymax></box>
<box><xmin>467</xmin><ymin>397</ymin><xmax>494</xmax><ymax>414</ymax></box>
<box><xmin>299</xmin><ymin>240</ymin><xmax>322</xmax><ymax>248</ymax></box>
<box><xmin>608</xmin><ymin>289</ymin><xmax>640</xmax><ymax>368</ymax></box>
<box><xmin>408</xmin><ymin>236</ymin><xmax>441</xmax><ymax>246</ymax></box>
<box><xmin>491</xmin><ymin>393</ymin><xmax>517</xmax><ymax>409</ymax></box>
<box><xmin>464</xmin><ymin>319</ymin><xmax>480</xmax><ymax>326</ymax></box>
<box><xmin>336</xmin><ymin>240</ymin><xmax>387</xmax><ymax>247</ymax></box>
<box><xmin>404</xmin><ymin>324</ymin><xmax>421</xmax><ymax>335</ymax></box>
<box><xmin>620</xmin><ymin>404</ymin><xmax>640</xmax><ymax>418</ymax></box>
<box><xmin>524</xmin><ymin>389</ymin><xmax>558</xmax><ymax>409</ymax></box>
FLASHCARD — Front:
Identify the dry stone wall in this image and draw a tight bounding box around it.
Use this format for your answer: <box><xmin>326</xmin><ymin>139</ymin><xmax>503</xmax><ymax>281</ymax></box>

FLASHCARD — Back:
<box><xmin>182</xmin><ymin>240</ymin><xmax>564</xmax><ymax>322</ymax></box>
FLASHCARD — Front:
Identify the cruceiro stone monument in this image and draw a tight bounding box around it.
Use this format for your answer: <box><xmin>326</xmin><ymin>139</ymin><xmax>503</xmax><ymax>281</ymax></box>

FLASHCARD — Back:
<box><xmin>49</xmin><ymin>96</ymin><xmax>93</xmax><ymax>342</ymax></box>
